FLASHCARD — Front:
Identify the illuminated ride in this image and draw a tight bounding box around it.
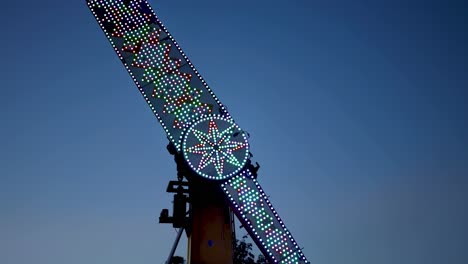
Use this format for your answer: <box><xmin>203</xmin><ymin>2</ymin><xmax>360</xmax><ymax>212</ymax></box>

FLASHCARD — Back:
<box><xmin>86</xmin><ymin>1</ymin><xmax>309</xmax><ymax>263</ymax></box>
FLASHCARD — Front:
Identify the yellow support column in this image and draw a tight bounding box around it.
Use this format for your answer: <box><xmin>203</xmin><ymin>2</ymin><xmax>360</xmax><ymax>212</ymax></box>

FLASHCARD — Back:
<box><xmin>187</xmin><ymin>180</ymin><xmax>234</xmax><ymax>264</ymax></box>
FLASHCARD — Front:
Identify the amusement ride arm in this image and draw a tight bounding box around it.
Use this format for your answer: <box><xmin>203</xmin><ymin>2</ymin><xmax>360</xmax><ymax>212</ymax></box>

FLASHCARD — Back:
<box><xmin>86</xmin><ymin>1</ymin><xmax>309</xmax><ymax>263</ymax></box>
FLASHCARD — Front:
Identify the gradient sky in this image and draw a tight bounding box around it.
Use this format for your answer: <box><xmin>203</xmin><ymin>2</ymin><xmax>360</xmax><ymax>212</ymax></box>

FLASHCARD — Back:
<box><xmin>1</xmin><ymin>0</ymin><xmax>467</xmax><ymax>264</ymax></box>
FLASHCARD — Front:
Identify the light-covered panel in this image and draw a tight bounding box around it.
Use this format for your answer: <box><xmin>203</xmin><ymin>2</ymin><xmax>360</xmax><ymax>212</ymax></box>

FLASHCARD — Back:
<box><xmin>86</xmin><ymin>0</ymin><xmax>228</xmax><ymax>150</ymax></box>
<box><xmin>223</xmin><ymin>171</ymin><xmax>309</xmax><ymax>263</ymax></box>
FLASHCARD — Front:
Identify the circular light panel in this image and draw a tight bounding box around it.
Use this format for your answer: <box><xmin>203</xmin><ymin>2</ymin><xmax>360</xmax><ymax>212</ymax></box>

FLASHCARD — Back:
<box><xmin>182</xmin><ymin>115</ymin><xmax>249</xmax><ymax>180</ymax></box>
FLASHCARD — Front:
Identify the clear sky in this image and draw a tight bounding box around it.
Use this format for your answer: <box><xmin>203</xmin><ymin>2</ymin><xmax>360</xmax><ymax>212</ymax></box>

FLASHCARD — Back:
<box><xmin>1</xmin><ymin>0</ymin><xmax>467</xmax><ymax>263</ymax></box>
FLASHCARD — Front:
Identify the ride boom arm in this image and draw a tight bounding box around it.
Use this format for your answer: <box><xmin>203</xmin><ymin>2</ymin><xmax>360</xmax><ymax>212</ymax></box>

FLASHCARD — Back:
<box><xmin>86</xmin><ymin>1</ymin><xmax>309</xmax><ymax>263</ymax></box>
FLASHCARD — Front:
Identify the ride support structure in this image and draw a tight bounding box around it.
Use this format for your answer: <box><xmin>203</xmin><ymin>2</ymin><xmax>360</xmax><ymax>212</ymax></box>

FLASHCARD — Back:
<box><xmin>86</xmin><ymin>1</ymin><xmax>309</xmax><ymax>263</ymax></box>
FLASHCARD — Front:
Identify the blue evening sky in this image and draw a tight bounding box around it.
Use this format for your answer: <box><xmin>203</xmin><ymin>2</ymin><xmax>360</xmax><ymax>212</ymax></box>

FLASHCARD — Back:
<box><xmin>1</xmin><ymin>0</ymin><xmax>467</xmax><ymax>263</ymax></box>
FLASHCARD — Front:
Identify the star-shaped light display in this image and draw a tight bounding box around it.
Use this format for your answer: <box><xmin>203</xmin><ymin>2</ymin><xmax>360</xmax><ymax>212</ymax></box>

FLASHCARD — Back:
<box><xmin>183</xmin><ymin>115</ymin><xmax>249</xmax><ymax>180</ymax></box>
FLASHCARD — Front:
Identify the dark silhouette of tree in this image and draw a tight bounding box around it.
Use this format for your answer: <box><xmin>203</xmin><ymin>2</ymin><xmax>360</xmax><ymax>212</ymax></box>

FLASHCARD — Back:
<box><xmin>256</xmin><ymin>254</ymin><xmax>268</xmax><ymax>264</ymax></box>
<box><xmin>233</xmin><ymin>235</ymin><xmax>267</xmax><ymax>264</ymax></box>
<box><xmin>170</xmin><ymin>255</ymin><xmax>184</xmax><ymax>264</ymax></box>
